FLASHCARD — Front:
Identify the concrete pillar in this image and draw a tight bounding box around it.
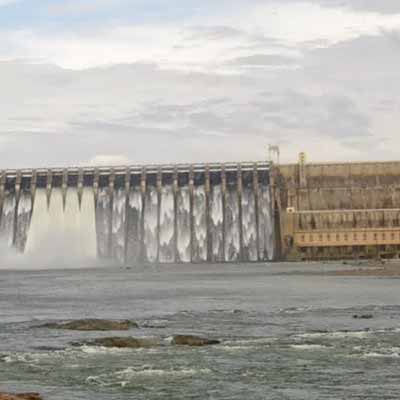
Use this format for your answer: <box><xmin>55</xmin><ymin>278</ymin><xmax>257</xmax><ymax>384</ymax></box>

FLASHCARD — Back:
<box><xmin>173</xmin><ymin>168</ymin><xmax>179</xmax><ymax>262</ymax></box>
<box><xmin>15</xmin><ymin>171</ymin><xmax>22</xmax><ymax>204</ymax></box>
<box><xmin>299</xmin><ymin>152</ymin><xmax>307</xmax><ymax>188</ymax></box>
<box><xmin>108</xmin><ymin>169</ymin><xmax>115</xmax><ymax>258</ymax></box>
<box><xmin>62</xmin><ymin>169</ymin><xmax>68</xmax><ymax>211</ymax></box>
<box><xmin>46</xmin><ymin>169</ymin><xmax>53</xmax><ymax>208</ymax></box>
<box><xmin>30</xmin><ymin>170</ymin><xmax>37</xmax><ymax>211</ymax></box>
<box><xmin>140</xmin><ymin>168</ymin><xmax>146</xmax><ymax>262</ymax></box>
<box><xmin>253</xmin><ymin>164</ymin><xmax>260</xmax><ymax>261</ymax></box>
<box><xmin>123</xmin><ymin>168</ymin><xmax>131</xmax><ymax>266</ymax></box>
<box><xmin>205</xmin><ymin>165</ymin><xmax>211</xmax><ymax>261</ymax></box>
<box><xmin>12</xmin><ymin>171</ymin><xmax>23</xmax><ymax>246</ymax></box>
<box><xmin>77</xmin><ymin>169</ymin><xmax>84</xmax><ymax>208</ymax></box>
<box><xmin>93</xmin><ymin>168</ymin><xmax>99</xmax><ymax>204</ymax></box>
<box><xmin>156</xmin><ymin>169</ymin><xmax>162</xmax><ymax>263</ymax></box>
<box><xmin>237</xmin><ymin>164</ymin><xmax>244</xmax><ymax>262</ymax></box>
<box><xmin>189</xmin><ymin>167</ymin><xmax>194</xmax><ymax>263</ymax></box>
<box><xmin>221</xmin><ymin>165</ymin><xmax>227</xmax><ymax>262</ymax></box>
<box><xmin>0</xmin><ymin>171</ymin><xmax>5</xmax><ymax>221</ymax></box>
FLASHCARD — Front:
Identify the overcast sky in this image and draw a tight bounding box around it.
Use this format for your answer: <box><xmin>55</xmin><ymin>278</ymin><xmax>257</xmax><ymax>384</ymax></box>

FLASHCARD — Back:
<box><xmin>0</xmin><ymin>0</ymin><xmax>399</xmax><ymax>168</ymax></box>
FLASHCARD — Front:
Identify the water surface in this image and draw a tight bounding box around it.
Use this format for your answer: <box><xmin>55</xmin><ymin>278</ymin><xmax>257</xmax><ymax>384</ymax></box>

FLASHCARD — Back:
<box><xmin>1</xmin><ymin>262</ymin><xmax>399</xmax><ymax>399</ymax></box>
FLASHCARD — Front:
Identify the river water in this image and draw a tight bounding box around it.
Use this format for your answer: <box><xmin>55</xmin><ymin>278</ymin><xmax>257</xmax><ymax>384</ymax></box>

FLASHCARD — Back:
<box><xmin>0</xmin><ymin>262</ymin><xmax>399</xmax><ymax>399</ymax></box>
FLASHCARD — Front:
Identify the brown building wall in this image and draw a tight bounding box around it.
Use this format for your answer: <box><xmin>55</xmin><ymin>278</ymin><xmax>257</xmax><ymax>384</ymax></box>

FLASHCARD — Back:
<box><xmin>273</xmin><ymin>161</ymin><xmax>400</xmax><ymax>260</ymax></box>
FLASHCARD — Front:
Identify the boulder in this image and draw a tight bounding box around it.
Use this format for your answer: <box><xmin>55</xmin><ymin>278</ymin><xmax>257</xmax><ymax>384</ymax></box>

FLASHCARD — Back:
<box><xmin>353</xmin><ymin>314</ymin><xmax>373</xmax><ymax>319</ymax></box>
<box><xmin>171</xmin><ymin>335</ymin><xmax>220</xmax><ymax>346</ymax></box>
<box><xmin>39</xmin><ymin>319</ymin><xmax>138</xmax><ymax>331</ymax></box>
<box><xmin>0</xmin><ymin>394</ymin><xmax>42</xmax><ymax>400</ymax></box>
<box><xmin>79</xmin><ymin>337</ymin><xmax>160</xmax><ymax>348</ymax></box>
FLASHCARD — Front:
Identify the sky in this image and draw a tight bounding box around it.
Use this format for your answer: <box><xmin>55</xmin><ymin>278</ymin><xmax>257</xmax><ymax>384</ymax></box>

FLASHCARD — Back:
<box><xmin>0</xmin><ymin>0</ymin><xmax>399</xmax><ymax>168</ymax></box>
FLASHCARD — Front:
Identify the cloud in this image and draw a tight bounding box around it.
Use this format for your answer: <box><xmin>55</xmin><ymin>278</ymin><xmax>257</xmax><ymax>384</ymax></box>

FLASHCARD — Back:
<box><xmin>0</xmin><ymin>0</ymin><xmax>19</xmax><ymax>5</ymax></box>
<box><xmin>229</xmin><ymin>54</ymin><xmax>298</xmax><ymax>67</ymax></box>
<box><xmin>0</xmin><ymin>1</ymin><xmax>400</xmax><ymax>167</ymax></box>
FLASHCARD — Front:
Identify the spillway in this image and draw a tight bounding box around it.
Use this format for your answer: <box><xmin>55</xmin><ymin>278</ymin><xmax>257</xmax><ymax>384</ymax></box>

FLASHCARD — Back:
<box><xmin>0</xmin><ymin>162</ymin><xmax>275</xmax><ymax>265</ymax></box>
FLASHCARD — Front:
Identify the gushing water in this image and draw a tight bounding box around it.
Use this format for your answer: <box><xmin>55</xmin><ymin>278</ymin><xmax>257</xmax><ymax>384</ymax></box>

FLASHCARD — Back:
<box><xmin>159</xmin><ymin>185</ymin><xmax>175</xmax><ymax>263</ymax></box>
<box><xmin>112</xmin><ymin>189</ymin><xmax>127</xmax><ymax>265</ymax></box>
<box><xmin>25</xmin><ymin>188</ymin><xmax>97</xmax><ymax>266</ymax></box>
<box><xmin>209</xmin><ymin>185</ymin><xmax>224</xmax><ymax>262</ymax></box>
<box><xmin>143</xmin><ymin>186</ymin><xmax>158</xmax><ymax>263</ymax></box>
<box><xmin>0</xmin><ymin>169</ymin><xmax>275</xmax><ymax>265</ymax></box>
<box><xmin>126</xmin><ymin>188</ymin><xmax>143</xmax><ymax>264</ymax></box>
<box><xmin>225</xmin><ymin>184</ymin><xmax>240</xmax><ymax>262</ymax></box>
<box><xmin>0</xmin><ymin>194</ymin><xmax>16</xmax><ymax>247</ymax></box>
<box><xmin>193</xmin><ymin>185</ymin><xmax>207</xmax><ymax>262</ymax></box>
<box><xmin>242</xmin><ymin>187</ymin><xmax>258</xmax><ymax>261</ymax></box>
<box><xmin>176</xmin><ymin>186</ymin><xmax>191</xmax><ymax>263</ymax></box>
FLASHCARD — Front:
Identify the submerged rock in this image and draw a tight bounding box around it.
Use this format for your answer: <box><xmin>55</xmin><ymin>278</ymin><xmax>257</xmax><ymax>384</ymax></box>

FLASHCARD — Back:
<box><xmin>39</xmin><ymin>319</ymin><xmax>138</xmax><ymax>331</ymax></box>
<box><xmin>353</xmin><ymin>314</ymin><xmax>373</xmax><ymax>319</ymax></box>
<box><xmin>171</xmin><ymin>335</ymin><xmax>220</xmax><ymax>346</ymax></box>
<box><xmin>78</xmin><ymin>336</ymin><xmax>160</xmax><ymax>348</ymax></box>
<box><xmin>0</xmin><ymin>393</ymin><xmax>43</xmax><ymax>400</ymax></box>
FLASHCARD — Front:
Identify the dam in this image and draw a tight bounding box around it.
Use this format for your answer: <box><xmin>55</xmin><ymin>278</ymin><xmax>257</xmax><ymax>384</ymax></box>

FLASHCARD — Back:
<box><xmin>274</xmin><ymin>157</ymin><xmax>400</xmax><ymax>261</ymax></box>
<box><xmin>0</xmin><ymin>162</ymin><xmax>276</xmax><ymax>265</ymax></box>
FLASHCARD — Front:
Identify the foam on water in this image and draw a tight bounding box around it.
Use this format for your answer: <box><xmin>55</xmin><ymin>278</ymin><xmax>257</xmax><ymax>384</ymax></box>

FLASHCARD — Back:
<box><xmin>86</xmin><ymin>366</ymin><xmax>212</xmax><ymax>387</ymax></box>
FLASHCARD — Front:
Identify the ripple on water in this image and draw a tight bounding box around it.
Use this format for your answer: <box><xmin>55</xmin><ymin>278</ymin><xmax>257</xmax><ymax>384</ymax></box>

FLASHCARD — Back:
<box><xmin>86</xmin><ymin>366</ymin><xmax>212</xmax><ymax>387</ymax></box>
<box><xmin>290</xmin><ymin>344</ymin><xmax>329</xmax><ymax>350</ymax></box>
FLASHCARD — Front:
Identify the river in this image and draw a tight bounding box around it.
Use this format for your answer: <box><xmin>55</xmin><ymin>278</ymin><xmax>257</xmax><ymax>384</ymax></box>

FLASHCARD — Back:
<box><xmin>1</xmin><ymin>262</ymin><xmax>399</xmax><ymax>399</ymax></box>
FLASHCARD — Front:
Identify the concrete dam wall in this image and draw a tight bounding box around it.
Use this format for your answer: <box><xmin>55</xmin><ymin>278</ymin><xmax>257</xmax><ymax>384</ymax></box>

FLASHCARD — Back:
<box><xmin>0</xmin><ymin>162</ymin><xmax>275</xmax><ymax>265</ymax></box>
<box><xmin>274</xmin><ymin>160</ymin><xmax>400</xmax><ymax>261</ymax></box>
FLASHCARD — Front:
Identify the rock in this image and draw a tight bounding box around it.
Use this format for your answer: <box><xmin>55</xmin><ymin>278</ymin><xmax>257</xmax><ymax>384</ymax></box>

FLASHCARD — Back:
<box><xmin>171</xmin><ymin>335</ymin><xmax>220</xmax><ymax>346</ymax></box>
<box><xmin>0</xmin><ymin>393</ymin><xmax>43</xmax><ymax>400</ymax></box>
<box><xmin>78</xmin><ymin>337</ymin><xmax>160</xmax><ymax>348</ymax></box>
<box><xmin>39</xmin><ymin>319</ymin><xmax>138</xmax><ymax>331</ymax></box>
<box><xmin>353</xmin><ymin>314</ymin><xmax>373</xmax><ymax>319</ymax></box>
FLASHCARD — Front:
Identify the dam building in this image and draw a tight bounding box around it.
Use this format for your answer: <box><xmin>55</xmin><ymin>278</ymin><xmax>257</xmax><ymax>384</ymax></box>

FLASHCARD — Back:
<box><xmin>275</xmin><ymin>156</ymin><xmax>400</xmax><ymax>261</ymax></box>
<box><xmin>0</xmin><ymin>162</ymin><xmax>276</xmax><ymax>265</ymax></box>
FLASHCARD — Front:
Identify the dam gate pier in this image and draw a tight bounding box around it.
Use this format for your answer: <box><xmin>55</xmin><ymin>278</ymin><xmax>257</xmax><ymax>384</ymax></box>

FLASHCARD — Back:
<box><xmin>0</xmin><ymin>162</ymin><xmax>276</xmax><ymax>265</ymax></box>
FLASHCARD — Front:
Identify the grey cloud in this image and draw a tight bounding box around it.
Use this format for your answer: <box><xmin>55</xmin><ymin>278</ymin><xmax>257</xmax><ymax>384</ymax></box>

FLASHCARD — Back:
<box><xmin>1</xmin><ymin>26</ymin><xmax>400</xmax><ymax>167</ymax></box>
<box><xmin>229</xmin><ymin>54</ymin><xmax>298</xmax><ymax>67</ymax></box>
<box><xmin>318</xmin><ymin>0</ymin><xmax>400</xmax><ymax>14</ymax></box>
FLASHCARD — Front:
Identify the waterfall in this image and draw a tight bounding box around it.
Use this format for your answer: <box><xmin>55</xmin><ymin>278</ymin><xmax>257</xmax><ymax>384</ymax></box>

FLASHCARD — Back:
<box><xmin>176</xmin><ymin>186</ymin><xmax>191</xmax><ymax>263</ymax></box>
<box><xmin>0</xmin><ymin>164</ymin><xmax>276</xmax><ymax>266</ymax></box>
<box><xmin>258</xmin><ymin>185</ymin><xmax>275</xmax><ymax>261</ymax></box>
<box><xmin>96</xmin><ymin>188</ymin><xmax>111</xmax><ymax>258</ymax></box>
<box><xmin>80</xmin><ymin>187</ymin><xmax>97</xmax><ymax>259</ymax></box>
<box><xmin>0</xmin><ymin>193</ymin><xmax>16</xmax><ymax>247</ymax></box>
<box><xmin>15</xmin><ymin>191</ymin><xmax>32</xmax><ymax>252</ymax></box>
<box><xmin>193</xmin><ymin>185</ymin><xmax>207</xmax><ymax>262</ymax></box>
<box><xmin>225</xmin><ymin>184</ymin><xmax>240</xmax><ymax>262</ymax></box>
<box><xmin>143</xmin><ymin>185</ymin><xmax>158</xmax><ymax>263</ymax></box>
<box><xmin>241</xmin><ymin>187</ymin><xmax>258</xmax><ymax>261</ymax></box>
<box><xmin>25</xmin><ymin>187</ymin><xmax>97</xmax><ymax>266</ymax></box>
<box><xmin>126</xmin><ymin>188</ymin><xmax>143</xmax><ymax>265</ymax></box>
<box><xmin>209</xmin><ymin>185</ymin><xmax>224</xmax><ymax>262</ymax></box>
<box><xmin>111</xmin><ymin>189</ymin><xmax>126</xmax><ymax>265</ymax></box>
<box><xmin>159</xmin><ymin>185</ymin><xmax>175</xmax><ymax>263</ymax></box>
<box><xmin>25</xmin><ymin>189</ymin><xmax>49</xmax><ymax>254</ymax></box>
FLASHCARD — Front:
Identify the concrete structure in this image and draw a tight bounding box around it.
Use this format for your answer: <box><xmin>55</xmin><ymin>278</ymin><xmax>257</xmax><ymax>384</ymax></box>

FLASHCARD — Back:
<box><xmin>274</xmin><ymin>159</ymin><xmax>400</xmax><ymax>260</ymax></box>
<box><xmin>0</xmin><ymin>162</ymin><xmax>275</xmax><ymax>265</ymax></box>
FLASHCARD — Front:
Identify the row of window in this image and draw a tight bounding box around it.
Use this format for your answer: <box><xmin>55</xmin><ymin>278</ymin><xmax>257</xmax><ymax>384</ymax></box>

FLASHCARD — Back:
<box><xmin>299</xmin><ymin>232</ymin><xmax>400</xmax><ymax>243</ymax></box>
